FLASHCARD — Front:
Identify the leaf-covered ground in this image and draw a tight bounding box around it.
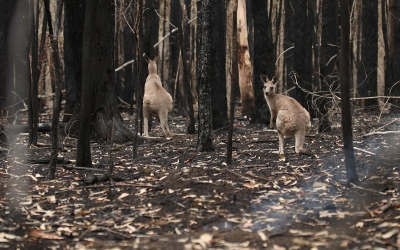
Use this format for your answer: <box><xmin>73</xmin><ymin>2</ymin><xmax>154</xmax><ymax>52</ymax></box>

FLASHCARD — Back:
<box><xmin>0</xmin><ymin>110</ymin><xmax>399</xmax><ymax>250</ymax></box>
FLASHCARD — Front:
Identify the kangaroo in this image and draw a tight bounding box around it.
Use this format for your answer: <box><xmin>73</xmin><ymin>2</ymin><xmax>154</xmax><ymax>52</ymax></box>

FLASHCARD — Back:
<box><xmin>261</xmin><ymin>74</ymin><xmax>311</xmax><ymax>156</ymax></box>
<box><xmin>143</xmin><ymin>56</ymin><xmax>173</xmax><ymax>138</ymax></box>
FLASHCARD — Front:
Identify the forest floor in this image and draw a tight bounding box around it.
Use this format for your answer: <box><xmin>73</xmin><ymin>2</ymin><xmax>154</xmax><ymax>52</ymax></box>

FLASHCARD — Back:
<box><xmin>0</xmin><ymin>108</ymin><xmax>400</xmax><ymax>250</ymax></box>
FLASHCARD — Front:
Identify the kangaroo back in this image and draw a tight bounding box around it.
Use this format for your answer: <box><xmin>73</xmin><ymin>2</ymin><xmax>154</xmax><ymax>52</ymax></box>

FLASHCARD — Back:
<box><xmin>143</xmin><ymin>56</ymin><xmax>173</xmax><ymax>138</ymax></box>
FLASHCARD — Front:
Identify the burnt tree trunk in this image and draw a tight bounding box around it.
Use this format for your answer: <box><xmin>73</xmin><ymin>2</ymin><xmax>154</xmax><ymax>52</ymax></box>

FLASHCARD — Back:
<box><xmin>0</xmin><ymin>1</ymin><xmax>17</xmax><ymax>111</ymax></box>
<box><xmin>122</xmin><ymin>2</ymin><xmax>135</xmax><ymax>115</ymax></box>
<box><xmin>210</xmin><ymin>0</ymin><xmax>228</xmax><ymax>129</ymax></box>
<box><xmin>227</xmin><ymin>0</ymin><xmax>238</xmax><ymax>165</ymax></box>
<box><xmin>292</xmin><ymin>1</ymin><xmax>313</xmax><ymax>111</ymax></box>
<box><xmin>319</xmin><ymin>0</ymin><xmax>339</xmax><ymax>133</ymax></box>
<box><xmin>197</xmin><ymin>0</ymin><xmax>214</xmax><ymax>152</ymax></box>
<box><xmin>63</xmin><ymin>0</ymin><xmax>86</xmax><ymax>128</ymax></box>
<box><xmin>390</xmin><ymin>0</ymin><xmax>400</xmax><ymax>107</ymax></box>
<box><xmin>250</xmin><ymin>0</ymin><xmax>273</xmax><ymax>124</ymax></box>
<box><xmin>178</xmin><ymin>0</ymin><xmax>195</xmax><ymax>134</ymax></box>
<box><xmin>340</xmin><ymin>0</ymin><xmax>359</xmax><ymax>186</ymax></box>
<box><xmin>360</xmin><ymin>0</ymin><xmax>378</xmax><ymax>109</ymax></box>
<box><xmin>28</xmin><ymin>0</ymin><xmax>39</xmax><ymax>146</ymax></box>
<box><xmin>77</xmin><ymin>0</ymin><xmax>134</xmax><ymax>167</ymax></box>
<box><xmin>49</xmin><ymin>0</ymin><xmax>64</xmax><ymax>179</ymax></box>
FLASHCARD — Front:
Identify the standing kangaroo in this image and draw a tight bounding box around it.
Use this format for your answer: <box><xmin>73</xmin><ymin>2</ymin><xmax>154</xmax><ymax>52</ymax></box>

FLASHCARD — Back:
<box><xmin>261</xmin><ymin>74</ymin><xmax>311</xmax><ymax>156</ymax></box>
<box><xmin>143</xmin><ymin>56</ymin><xmax>173</xmax><ymax>138</ymax></box>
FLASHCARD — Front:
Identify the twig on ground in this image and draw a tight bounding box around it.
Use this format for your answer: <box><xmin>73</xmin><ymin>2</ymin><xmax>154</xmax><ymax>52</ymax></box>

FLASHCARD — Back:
<box><xmin>353</xmin><ymin>147</ymin><xmax>376</xmax><ymax>155</ymax></box>
<box><xmin>363</xmin><ymin>130</ymin><xmax>400</xmax><ymax>137</ymax></box>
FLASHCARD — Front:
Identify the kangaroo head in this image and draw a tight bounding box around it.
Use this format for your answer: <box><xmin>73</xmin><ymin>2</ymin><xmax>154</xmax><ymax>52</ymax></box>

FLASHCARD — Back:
<box><xmin>146</xmin><ymin>55</ymin><xmax>159</xmax><ymax>75</ymax></box>
<box><xmin>261</xmin><ymin>74</ymin><xmax>277</xmax><ymax>96</ymax></box>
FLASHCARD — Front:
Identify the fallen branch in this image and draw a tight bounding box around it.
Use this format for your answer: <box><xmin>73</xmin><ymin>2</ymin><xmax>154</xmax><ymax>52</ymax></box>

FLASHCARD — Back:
<box><xmin>378</xmin><ymin>202</ymin><xmax>400</xmax><ymax>213</ymax></box>
<box><xmin>363</xmin><ymin>130</ymin><xmax>400</xmax><ymax>137</ymax></box>
<box><xmin>353</xmin><ymin>147</ymin><xmax>376</xmax><ymax>155</ymax></box>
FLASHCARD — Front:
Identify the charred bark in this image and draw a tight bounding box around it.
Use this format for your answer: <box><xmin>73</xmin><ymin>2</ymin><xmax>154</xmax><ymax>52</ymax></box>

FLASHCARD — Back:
<box><xmin>360</xmin><ymin>0</ymin><xmax>378</xmax><ymax>109</ymax></box>
<box><xmin>77</xmin><ymin>0</ymin><xmax>134</xmax><ymax>167</ymax></box>
<box><xmin>197</xmin><ymin>0</ymin><xmax>214</xmax><ymax>152</ymax></box>
<box><xmin>63</xmin><ymin>0</ymin><xmax>86</xmax><ymax>124</ymax></box>
<box><xmin>210</xmin><ymin>0</ymin><xmax>228</xmax><ymax>129</ymax></box>
<box><xmin>250</xmin><ymin>0</ymin><xmax>273</xmax><ymax>124</ymax></box>
<box><xmin>340</xmin><ymin>0</ymin><xmax>359</xmax><ymax>186</ymax></box>
<box><xmin>319</xmin><ymin>0</ymin><xmax>339</xmax><ymax>133</ymax></box>
<box><xmin>178</xmin><ymin>0</ymin><xmax>195</xmax><ymax>134</ymax></box>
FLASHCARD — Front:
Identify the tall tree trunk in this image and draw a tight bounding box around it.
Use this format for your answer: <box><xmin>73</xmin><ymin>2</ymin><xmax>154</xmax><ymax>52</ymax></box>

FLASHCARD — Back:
<box><xmin>237</xmin><ymin>0</ymin><xmax>255</xmax><ymax>116</ymax></box>
<box><xmin>360</xmin><ymin>0</ymin><xmax>378</xmax><ymax>109</ymax></box>
<box><xmin>377</xmin><ymin>0</ymin><xmax>387</xmax><ymax>113</ymax></box>
<box><xmin>340</xmin><ymin>0</ymin><xmax>359</xmax><ymax>186</ymax></box>
<box><xmin>28</xmin><ymin>0</ymin><xmax>40</xmax><ymax>145</ymax></box>
<box><xmin>352</xmin><ymin>0</ymin><xmax>362</xmax><ymax>99</ymax></box>
<box><xmin>0</xmin><ymin>0</ymin><xmax>17</xmax><ymax>111</ymax></box>
<box><xmin>197</xmin><ymin>0</ymin><xmax>214</xmax><ymax>152</ymax></box>
<box><xmin>178</xmin><ymin>0</ymin><xmax>195</xmax><ymax>134</ymax></box>
<box><xmin>390</xmin><ymin>0</ymin><xmax>400</xmax><ymax>107</ymax></box>
<box><xmin>250</xmin><ymin>0</ymin><xmax>273</xmax><ymax>124</ymax></box>
<box><xmin>77</xmin><ymin>0</ymin><xmax>134</xmax><ymax>167</ymax></box>
<box><xmin>284</xmin><ymin>0</ymin><xmax>295</xmax><ymax>93</ymax></box>
<box><xmin>292</xmin><ymin>1</ymin><xmax>313</xmax><ymax>111</ymax></box>
<box><xmin>6</xmin><ymin>0</ymin><xmax>30</xmax><ymax>122</ymax></box>
<box><xmin>227</xmin><ymin>0</ymin><xmax>238</xmax><ymax>165</ymax></box>
<box><xmin>63</xmin><ymin>0</ymin><xmax>85</xmax><ymax>129</ymax></box>
<box><xmin>210</xmin><ymin>0</ymin><xmax>228</xmax><ymax>129</ymax></box>
<box><xmin>122</xmin><ymin>1</ymin><xmax>135</xmax><ymax>115</ymax></box>
<box><xmin>49</xmin><ymin>0</ymin><xmax>64</xmax><ymax>179</ymax></box>
<box><xmin>319</xmin><ymin>0</ymin><xmax>339</xmax><ymax>132</ymax></box>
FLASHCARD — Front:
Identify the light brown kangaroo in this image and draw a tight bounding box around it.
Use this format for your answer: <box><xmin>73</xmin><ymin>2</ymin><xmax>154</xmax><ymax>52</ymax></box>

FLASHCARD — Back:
<box><xmin>143</xmin><ymin>56</ymin><xmax>173</xmax><ymax>138</ymax></box>
<box><xmin>261</xmin><ymin>74</ymin><xmax>311</xmax><ymax>156</ymax></box>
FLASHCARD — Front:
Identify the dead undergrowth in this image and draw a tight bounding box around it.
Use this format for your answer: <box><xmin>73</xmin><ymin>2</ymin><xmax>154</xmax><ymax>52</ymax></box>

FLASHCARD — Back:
<box><xmin>0</xmin><ymin>110</ymin><xmax>399</xmax><ymax>249</ymax></box>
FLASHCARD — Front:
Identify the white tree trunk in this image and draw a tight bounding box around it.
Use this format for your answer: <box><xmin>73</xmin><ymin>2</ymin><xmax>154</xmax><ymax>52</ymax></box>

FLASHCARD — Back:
<box><xmin>237</xmin><ymin>0</ymin><xmax>255</xmax><ymax>115</ymax></box>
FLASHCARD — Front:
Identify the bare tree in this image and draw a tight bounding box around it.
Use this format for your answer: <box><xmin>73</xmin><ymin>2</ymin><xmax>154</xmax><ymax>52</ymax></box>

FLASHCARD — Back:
<box><xmin>63</xmin><ymin>0</ymin><xmax>86</xmax><ymax>133</ymax></box>
<box><xmin>28</xmin><ymin>0</ymin><xmax>40</xmax><ymax>145</ymax></box>
<box><xmin>227</xmin><ymin>0</ymin><xmax>238</xmax><ymax>165</ymax></box>
<box><xmin>319</xmin><ymin>0</ymin><xmax>339</xmax><ymax>132</ymax></box>
<box><xmin>0</xmin><ymin>0</ymin><xmax>17</xmax><ymax>111</ymax></box>
<box><xmin>48</xmin><ymin>0</ymin><xmax>64</xmax><ymax>179</ymax></box>
<box><xmin>197</xmin><ymin>0</ymin><xmax>214</xmax><ymax>152</ymax></box>
<box><xmin>77</xmin><ymin>0</ymin><xmax>134</xmax><ymax>167</ymax></box>
<box><xmin>340</xmin><ymin>0</ymin><xmax>359</xmax><ymax>186</ymax></box>
<box><xmin>250</xmin><ymin>0</ymin><xmax>274</xmax><ymax>124</ymax></box>
<box><xmin>237</xmin><ymin>0</ymin><xmax>255</xmax><ymax>116</ymax></box>
<box><xmin>360</xmin><ymin>0</ymin><xmax>378</xmax><ymax>109</ymax></box>
<box><xmin>178</xmin><ymin>0</ymin><xmax>195</xmax><ymax>134</ymax></box>
<box><xmin>210</xmin><ymin>0</ymin><xmax>228</xmax><ymax>129</ymax></box>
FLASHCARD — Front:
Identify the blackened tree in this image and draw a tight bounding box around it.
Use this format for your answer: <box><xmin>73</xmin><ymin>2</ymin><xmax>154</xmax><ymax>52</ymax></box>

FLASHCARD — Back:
<box><xmin>197</xmin><ymin>0</ymin><xmax>214</xmax><ymax>151</ymax></box>
<box><xmin>77</xmin><ymin>0</ymin><xmax>134</xmax><ymax>167</ymax></box>
<box><xmin>0</xmin><ymin>1</ymin><xmax>17</xmax><ymax>111</ymax></box>
<box><xmin>250</xmin><ymin>0</ymin><xmax>274</xmax><ymax>124</ymax></box>
<box><xmin>319</xmin><ymin>0</ymin><xmax>339</xmax><ymax>132</ymax></box>
<box><xmin>292</xmin><ymin>1</ymin><xmax>313</xmax><ymax>111</ymax></box>
<box><xmin>390</xmin><ymin>1</ymin><xmax>400</xmax><ymax>106</ymax></box>
<box><xmin>340</xmin><ymin>0</ymin><xmax>359</xmax><ymax>185</ymax></box>
<box><xmin>63</xmin><ymin>0</ymin><xmax>86</xmax><ymax>126</ymax></box>
<box><xmin>210</xmin><ymin>0</ymin><xmax>228</xmax><ymax>129</ymax></box>
<box><xmin>359</xmin><ymin>0</ymin><xmax>378</xmax><ymax>109</ymax></box>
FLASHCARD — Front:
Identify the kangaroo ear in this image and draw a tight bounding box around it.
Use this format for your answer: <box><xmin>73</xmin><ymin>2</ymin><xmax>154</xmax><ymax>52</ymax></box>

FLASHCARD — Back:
<box><xmin>153</xmin><ymin>56</ymin><xmax>160</xmax><ymax>63</ymax></box>
<box><xmin>260</xmin><ymin>74</ymin><xmax>269</xmax><ymax>83</ymax></box>
<box><xmin>145</xmin><ymin>54</ymin><xmax>150</xmax><ymax>63</ymax></box>
<box><xmin>272</xmin><ymin>76</ymin><xmax>278</xmax><ymax>84</ymax></box>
